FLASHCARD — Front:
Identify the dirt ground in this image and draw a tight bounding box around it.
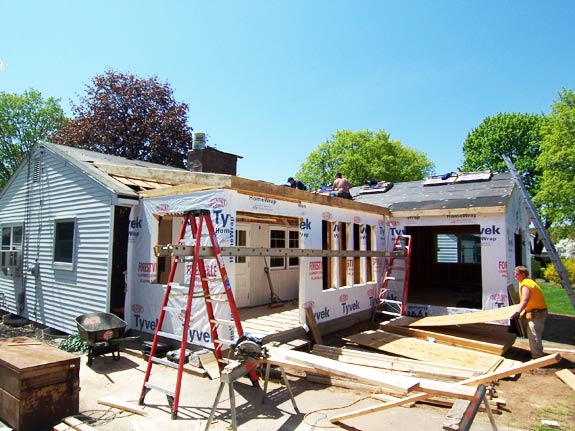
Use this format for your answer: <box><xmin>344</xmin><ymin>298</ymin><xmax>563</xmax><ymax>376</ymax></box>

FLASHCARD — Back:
<box><xmin>1</xmin><ymin>314</ymin><xmax>574</xmax><ymax>431</ymax></box>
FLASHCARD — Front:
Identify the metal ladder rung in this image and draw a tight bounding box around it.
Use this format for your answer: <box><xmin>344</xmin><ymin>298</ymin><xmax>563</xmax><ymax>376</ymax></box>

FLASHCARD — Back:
<box><xmin>202</xmin><ymin>277</ymin><xmax>222</xmax><ymax>282</ymax></box>
<box><xmin>163</xmin><ymin>306</ymin><xmax>185</xmax><ymax>313</ymax></box>
<box><xmin>144</xmin><ymin>382</ymin><xmax>175</xmax><ymax>397</ymax></box>
<box><xmin>380</xmin><ymin>299</ymin><xmax>402</xmax><ymax>305</ymax></box>
<box><xmin>157</xmin><ymin>331</ymin><xmax>183</xmax><ymax>342</ymax></box>
<box><xmin>206</xmin><ymin>298</ymin><xmax>230</xmax><ymax>304</ymax></box>
<box><xmin>385</xmin><ymin>277</ymin><xmax>404</xmax><ymax>283</ymax></box>
<box><xmin>378</xmin><ymin>310</ymin><xmax>402</xmax><ymax>317</ymax></box>
<box><xmin>211</xmin><ymin>318</ymin><xmax>236</xmax><ymax>327</ymax></box>
<box><xmin>214</xmin><ymin>338</ymin><xmax>234</xmax><ymax>346</ymax></box>
<box><xmin>151</xmin><ymin>356</ymin><xmax>180</xmax><ymax>369</ymax></box>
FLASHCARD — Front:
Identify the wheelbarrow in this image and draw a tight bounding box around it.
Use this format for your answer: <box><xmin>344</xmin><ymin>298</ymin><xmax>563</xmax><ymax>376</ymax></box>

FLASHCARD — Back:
<box><xmin>75</xmin><ymin>312</ymin><xmax>139</xmax><ymax>366</ymax></box>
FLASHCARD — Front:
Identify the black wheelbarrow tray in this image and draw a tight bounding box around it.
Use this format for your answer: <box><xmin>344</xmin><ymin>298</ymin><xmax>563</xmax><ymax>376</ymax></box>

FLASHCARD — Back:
<box><xmin>75</xmin><ymin>312</ymin><xmax>139</xmax><ymax>366</ymax></box>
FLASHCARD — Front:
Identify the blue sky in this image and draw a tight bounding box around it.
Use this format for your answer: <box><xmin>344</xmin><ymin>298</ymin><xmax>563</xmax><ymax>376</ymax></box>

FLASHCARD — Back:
<box><xmin>2</xmin><ymin>1</ymin><xmax>574</xmax><ymax>185</ymax></box>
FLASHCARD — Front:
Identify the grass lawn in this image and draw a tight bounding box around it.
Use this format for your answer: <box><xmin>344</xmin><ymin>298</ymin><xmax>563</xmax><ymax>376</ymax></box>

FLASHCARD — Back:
<box><xmin>539</xmin><ymin>281</ymin><xmax>575</xmax><ymax>316</ymax></box>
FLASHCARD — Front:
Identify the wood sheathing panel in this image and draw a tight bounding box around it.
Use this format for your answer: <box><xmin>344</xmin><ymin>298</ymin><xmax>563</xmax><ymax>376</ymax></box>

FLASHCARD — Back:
<box><xmin>344</xmin><ymin>330</ymin><xmax>503</xmax><ymax>372</ymax></box>
<box><xmin>400</xmin><ymin>304</ymin><xmax>520</xmax><ymax>327</ymax></box>
<box><xmin>381</xmin><ymin>317</ymin><xmax>517</xmax><ymax>355</ymax></box>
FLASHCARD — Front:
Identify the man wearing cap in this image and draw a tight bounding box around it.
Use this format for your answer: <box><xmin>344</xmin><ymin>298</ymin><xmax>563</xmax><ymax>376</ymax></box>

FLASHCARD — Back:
<box><xmin>287</xmin><ymin>177</ymin><xmax>307</xmax><ymax>190</ymax></box>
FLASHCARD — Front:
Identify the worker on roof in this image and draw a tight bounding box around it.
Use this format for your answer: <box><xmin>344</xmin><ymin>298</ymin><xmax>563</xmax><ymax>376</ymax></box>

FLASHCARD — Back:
<box><xmin>287</xmin><ymin>177</ymin><xmax>307</xmax><ymax>191</ymax></box>
<box><xmin>330</xmin><ymin>172</ymin><xmax>352</xmax><ymax>199</ymax></box>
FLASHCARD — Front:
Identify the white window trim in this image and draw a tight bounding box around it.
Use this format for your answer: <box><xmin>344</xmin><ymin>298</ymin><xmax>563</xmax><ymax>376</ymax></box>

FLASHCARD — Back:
<box><xmin>269</xmin><ymin>227</ymin><xmax>286</xmax><ymax>270</ymax></box>
<box><xmin>53</xmin><ymin>217</ymin><xmax>77</xmax><ymax>271</ymax></box>
<box><xmin>287</xmin><ymin>228</ymin><xmax>300</xmax><ymax>269</ymax></box>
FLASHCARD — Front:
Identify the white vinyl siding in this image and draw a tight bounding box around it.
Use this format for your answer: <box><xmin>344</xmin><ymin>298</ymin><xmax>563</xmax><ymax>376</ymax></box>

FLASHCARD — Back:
<box><xmin>0</xmin><ymin>146</ymin><xmax>116</xmax><ymax>333</ymax></box>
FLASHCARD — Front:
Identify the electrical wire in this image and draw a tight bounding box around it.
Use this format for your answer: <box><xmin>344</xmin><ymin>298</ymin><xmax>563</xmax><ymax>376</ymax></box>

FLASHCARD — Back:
<box><xmin>303</xmin><ymin>392</ymin><xmax>390</xmax><ymax>429</ymax></box>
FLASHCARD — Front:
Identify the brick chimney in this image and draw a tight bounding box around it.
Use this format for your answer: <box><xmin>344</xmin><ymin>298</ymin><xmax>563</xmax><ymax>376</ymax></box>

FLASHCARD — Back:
<box><xmin>186</xmin><ymin>133</ymin><xmax>242</xmax><ymax>175</ymax></box>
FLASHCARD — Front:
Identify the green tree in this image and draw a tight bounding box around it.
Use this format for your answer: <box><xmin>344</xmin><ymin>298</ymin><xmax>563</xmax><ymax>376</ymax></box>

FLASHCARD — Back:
<box><xmin>535</xmin><ymin>89</ymin><xmax>575</xmax><ymax>232</ymax></box>
<box><xmin>460</xmin><ymin>112</ymin><xmax>543</xmax><ymax>196</ymax></box>
<box><xmin>53</xmin><ymin>70</ymin><xmax>194</xmax><ymax>168</ymax></box>
<box><xmin>296</xmin><ymin>130</ymin><xmax>434</xmax><ymax>189</ymax></box>
<box><xmin>0</xmin><ymin>89</ymin><xmax>65</xmax><ymax>188</ymax></box>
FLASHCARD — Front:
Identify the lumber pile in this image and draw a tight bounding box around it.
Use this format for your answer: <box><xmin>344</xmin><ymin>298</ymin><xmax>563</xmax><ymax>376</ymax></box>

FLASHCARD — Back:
<box><xmin>266</xmin><ymin>305</ymin><xmax>563</xmax><ymax>426</ymax></box>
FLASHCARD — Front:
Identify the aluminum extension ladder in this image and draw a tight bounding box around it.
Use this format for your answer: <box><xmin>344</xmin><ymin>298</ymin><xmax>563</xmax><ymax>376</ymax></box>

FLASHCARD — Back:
<box><xmin>374</xmin><ymin>234</ymin><xmax>412</xmax><ymax>317</ymax></box>
<box><xmin>502</xmin><ymin>154</ymin><xmax>575</xmax><ymax>310</ymax></box>
<box><xmin>139</xmin><ymin>209</ymin><xmax>255</xmax><ymax>419</ymax></box>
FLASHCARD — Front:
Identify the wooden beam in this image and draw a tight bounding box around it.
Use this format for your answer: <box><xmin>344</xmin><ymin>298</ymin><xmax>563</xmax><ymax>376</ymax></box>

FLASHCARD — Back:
<box><xmin>390</xmin><ymin>205</ymin><xmax>507</xmax><ymax>218</ymax></box>
<box><xmin>97</xmin><ymin>396</ymin><xmax>148</xmax><ymax>416</ymax></box>
<box><xmin>156</xmin><ymin>244</ymin><xmax>403</xmax><ymax>258</ymax></box>
<box><xmin>62</xmin><ymin>417</ymin><xmax>97</xmax><ymax>431</ymax></box>
<box><xmin>330</xmin><ymin>393</ymin><xmax>431</xmax><ymax>423</ymax></box>
<box><xmin>312</xmin><ymin>344</ymin><xmax>481</xmax><ymax>379</ymax></box>
<box><xmin>555</xmin><ymin>369</ymin><xmax>575</xmax><ymax>392</ymax></box>
<box><xmin>458</xmin><ymin>353</ymin><xmax>562</xmax><ymax>386</ymax></box>
<box><xmin>304</xmin><ymin>306</ymin><xmax>323</xmax><ymax>345</ymax></box>
<box><xmin>266</xmin><ymin>346</ymin><xmax>419</xmax><ymax>394</ymax></box>
<box><xmin>95</xmin><ymin>163</ymin><xmax>232</xmax><ymax>187</ymax></box>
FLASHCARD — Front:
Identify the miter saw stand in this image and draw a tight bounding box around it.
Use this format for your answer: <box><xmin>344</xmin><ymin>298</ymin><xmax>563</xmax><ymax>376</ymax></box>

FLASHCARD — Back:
<box><xmin>205</xmin><ymin>335</ymin><xmax>299</xmax><ymax>431</ymax></box>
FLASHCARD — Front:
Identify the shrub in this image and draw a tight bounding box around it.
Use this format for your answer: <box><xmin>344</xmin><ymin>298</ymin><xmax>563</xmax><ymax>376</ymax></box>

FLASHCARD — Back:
<box><xmin>58</xmin><ymin>332</ymin><xmax>88</xmax><ymax>354</ymax></box>
<box><xmin>531</xmin><ymin>258</ymin><xmax>544</xmax><ymax>279</ymax></box>
<box><xmin>543</xmin><ymin>258</ymin><xmax>575</xmax><ymax>284</ymax></box>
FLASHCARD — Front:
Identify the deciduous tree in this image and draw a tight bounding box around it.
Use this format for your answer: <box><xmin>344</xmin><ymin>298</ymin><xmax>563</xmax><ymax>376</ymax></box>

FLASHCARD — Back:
<box><xmin>460</xmin><ymin>112</ymin><xmax>543</xmax><ymax>196</ymax></box>
<box><xmin>0</xmin><ymin>89</ymin><xmax>65</xmax><ymax>188</ymax></box>
<box><xmin>535</xmin><ymin>89</ymin><xmax>575</xmax><ymax>232</ymax></box>
<box><xmin>53</xmin><ymin>70</ymin><xmax>194</xmax><ymax>168</ymax></box>
<box><xmin>296</xmin><ymin>130</ymin><xmax>434</xmax><ymax>189</ymax></box>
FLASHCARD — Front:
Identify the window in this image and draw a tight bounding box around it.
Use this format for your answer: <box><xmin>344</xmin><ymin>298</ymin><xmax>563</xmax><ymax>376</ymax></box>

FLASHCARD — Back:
<box><xmin>270</xmin><ymin>229</ymin><xmax>286</xmax><ymax>268</ymax></box>
<box><xmin>288</xmin><ymin>230</ymin><xmax>299</xmax><ymax>267</ymax></box>
<box><xmin>54</xmin><ymin>219</ymin><xmax>76</xmax><ymax>266</ymax></box>
<box><xmin>436</xmin><ymin>233</ymin><xmax>481</xmax><ymax>264</ymax></box>
<box><xmin>235</xmin><ymin>229</ymin><xmax>247</xmax><ymax>264</ymax></box>
<box><xmin>1</xmin><ymin>225</ymin><xmax>23</xmax><ymax>267</ymax></box>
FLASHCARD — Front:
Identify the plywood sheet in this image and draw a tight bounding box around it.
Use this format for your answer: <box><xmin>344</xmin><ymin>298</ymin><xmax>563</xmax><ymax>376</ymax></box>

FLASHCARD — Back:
<box><xmin>381</xmin><ymin>319</ymin><xmax>516</xmax><ymax>355</ymax></box>
<box><xmin>344</xmin><ymin>330</ymin><xmax>502</xmax><ymax>372</ymax></box>
<box><xmin>400</xmin><ymin>305</ymin><xmax>519</xmax><ymax>327</ymax></box>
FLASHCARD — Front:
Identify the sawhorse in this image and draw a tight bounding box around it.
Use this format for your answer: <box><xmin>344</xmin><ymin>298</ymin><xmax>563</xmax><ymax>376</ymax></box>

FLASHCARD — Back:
<box><xmin>205</xmin><ymin>360</ymin><xmax>299</xmax><ymax>431</ymax></box>
<box><xmin>443</xmin><ymin>385</ymin><xmax>498</xmax><ymax>431</ymax></box>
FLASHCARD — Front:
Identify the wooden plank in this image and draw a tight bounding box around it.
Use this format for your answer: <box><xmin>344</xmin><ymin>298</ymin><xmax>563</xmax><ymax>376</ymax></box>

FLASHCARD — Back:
<box><xmin>304</xmin><ymin>306</ymin><xmax>323</xmax><ymax>344</ymax></box>
<box><xmin>555</xmin><ymin>369</ymin><xmax>575</xmax><ymax>392</ymax></box>
<box><xmin>62</xmin><ymin>417</ymin><xmax>97</xmax><ymax>431</ymax></box>
<box><xmin>330</xmin><ymin>393</ymin><xmax>431</xmax><ymax>423</ymax></box>
<box><xmin>344</xmin><ymin>330</ymin><xmax>502</xmax><ymax>372</ymax></box>
<box><xmin>459</xmin><ymin>353</ymin><xmax>562</xmax><ymax>386</ymax></box>
<box><xmin>403</xmin><ymin>305</ymin><xmax>519</xmax><ymax>327</ymax></box>
<box><xmin>381</xmin><ymin>320</ymin><xmax>515</xmax><ymax>355</ymax></box>
<box><xmin>198</xmin><ymin>351</ymin><xmax>221</xmax><ymax>380</ymax></box>
<box><xmin>307</xmin><ymin>373</ymin><xmax>390</xmax><ymax>395</ymax></box>
<box><xmin>267</xmin><ymin>347</ymin><xmax>419</xmax><ymax>394</ymax></box>
<box><xmin>97</xmin><ymin>396</ymin><xmax>148</xmax><ymax>416</ymax></box>
<box><xmin>312</xmin><ymin>345</ymin><xmax>481</xmax><ymax>380</ymax></box>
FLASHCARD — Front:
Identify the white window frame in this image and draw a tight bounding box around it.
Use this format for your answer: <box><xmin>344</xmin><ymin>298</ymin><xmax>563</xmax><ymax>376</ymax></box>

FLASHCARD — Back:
<box><xmin>1</xmin><ymin>224</ymin><xmax>23</xmax><ymax>268</ymax></box>
<box><xmin>269</xmin><ymin>228</ymin><xmax>286</xmax><ymax>269</ymax></box>
<box><xmin>288</xmin><ymin>229</ymin><xmax>300</xmax><ymax>269</ymax></box>
<box><xmin>53</xmin><ymin>217</ymin><xmax>77</xmax><ymax>270</ymax></box>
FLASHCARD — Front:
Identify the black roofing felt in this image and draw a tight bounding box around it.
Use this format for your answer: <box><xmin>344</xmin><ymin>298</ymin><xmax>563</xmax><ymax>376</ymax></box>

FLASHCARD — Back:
<box><xmin>352</xmin><ymin>172</ymin><xmax>514</xmax><ymax>212</ymax></box>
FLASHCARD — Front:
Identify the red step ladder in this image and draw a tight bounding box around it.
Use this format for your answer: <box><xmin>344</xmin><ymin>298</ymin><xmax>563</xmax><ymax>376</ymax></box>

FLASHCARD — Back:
<box><xmin>375</xmin><ymin>234</ymin><xmax>412</xmax><ymax>317</ymax></box>
<box><xmin>138</xmin><ymin>209</ymin><xmax>252</xmax><ymax>419</ymax></box>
